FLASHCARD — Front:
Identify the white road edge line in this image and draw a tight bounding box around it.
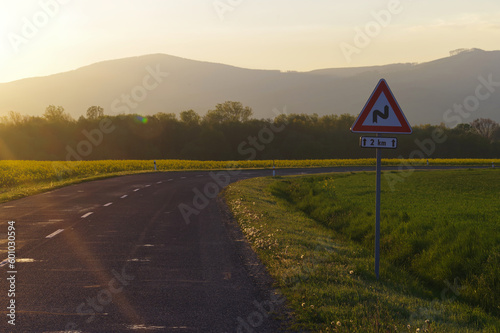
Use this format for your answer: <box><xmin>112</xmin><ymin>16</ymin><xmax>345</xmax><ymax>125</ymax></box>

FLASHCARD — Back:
<box><xmin>81</xmin><ymin>212</ymin><xmax>94</xmax><ymax>218</ymax></box>
<box><xmin>104</xmin><ymin>202</ymin><xmax>113</xmax><ymax>207</ymax></box>
<box><xmin>46</xmin><ymin>229</ymin><xmax>64</xmax><ymax>239</ymax></box>
<box><xmin>121</xmin><ymin>195</ymin><xmax>128</xmax><ymax>199</ymax></box>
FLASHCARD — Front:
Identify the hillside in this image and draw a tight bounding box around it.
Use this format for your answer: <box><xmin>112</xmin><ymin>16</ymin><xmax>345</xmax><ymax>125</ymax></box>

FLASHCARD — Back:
<box><xmin>1</xmin><ymin>49</ymin><xmax>499</xmax><ymax>125</ymax></box>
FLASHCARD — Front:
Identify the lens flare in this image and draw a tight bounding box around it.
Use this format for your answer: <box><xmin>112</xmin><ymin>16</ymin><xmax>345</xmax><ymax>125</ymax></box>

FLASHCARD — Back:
<box><xmin>135</xmin><ymin>116</ymin><xmax>148</xmax><ymax>124</ymax></box>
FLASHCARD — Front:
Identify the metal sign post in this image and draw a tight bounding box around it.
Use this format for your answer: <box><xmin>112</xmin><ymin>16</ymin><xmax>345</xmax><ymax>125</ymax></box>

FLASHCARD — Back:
<box><xmin>374</xmin><ymin>134</ymin><xmax>381</xmax><ymax>279</ymax></box>
<box><xmin>351</xmin><ymin>79</ymin><xmax>412</xmax><ymax>280</ymax></box>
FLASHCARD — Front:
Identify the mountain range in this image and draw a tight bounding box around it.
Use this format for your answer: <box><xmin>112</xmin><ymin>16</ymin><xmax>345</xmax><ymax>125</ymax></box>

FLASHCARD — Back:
<box><xmin>1</xmin><ymin>48</ymin><xmax>499</xmax><ymax>126</ymax></box>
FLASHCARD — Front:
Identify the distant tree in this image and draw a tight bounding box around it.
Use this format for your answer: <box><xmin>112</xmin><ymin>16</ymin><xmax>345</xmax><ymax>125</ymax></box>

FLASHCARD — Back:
<box><xmin>0</xmin><ymin>111</ymin><xmax>27</xmax><ymax>125</ymax></box>
<box><xmin>43</xmin><ymin>105</ymin><xmax>73</xmax><ymax>122</ymax></box>
<box><xmin>455</xmin><ymin>123</ymin><xmax>473</xmax><ymax>133</ymax></box>
<box><xmin>1</xmin><ymin>107</ymin><xmax>500</xmax><ymax>160</ymax></box>
<box><xmin>287</xmin><ymin>113</ymin><xmax>319</xmax><ymax>125</ymax></box>
<box><xmin>204</xmin><ymin>101</ymin><xmax>253</xmax><ymax>124</ymax></box>
<box><xmin>153</xmin><ymin>112</ymin><xmax>177</xmax><ymax>122</ymax></box>
<box><xmin>337</xmin><ymin>113</ymin><xmax>357</xmax><ymax>128</ymax></box>
<box><xmin>180</xmin><ymin>109</ymin><xmax>201</xmax><ymax>125</ymax></box>
<box><xmin>86</xmin><ymin>106</ymin><xmax>104</xmax><ymax>120</ymax></box>
<box><xmin>471</xmin><ymin>118</ymin><xmax>499</xmax><ymax>141</ymax></box>
<box><xmin>493</xmin><ymin>127</ymin><xmax>500</xmax><ymax>142</ymax></box>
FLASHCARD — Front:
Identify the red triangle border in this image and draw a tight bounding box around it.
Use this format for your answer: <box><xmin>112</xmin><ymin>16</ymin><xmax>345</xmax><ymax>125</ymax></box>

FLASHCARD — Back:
<box><xmin>351</xmin><ymin>79</ymin><xmax>412</xmax><ymax>134</ymax></box>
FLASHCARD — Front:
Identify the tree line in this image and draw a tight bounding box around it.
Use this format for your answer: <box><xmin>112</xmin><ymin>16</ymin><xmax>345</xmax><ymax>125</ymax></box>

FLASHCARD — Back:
<box><xmin>1</xmin><ymin>101</ymin><xmax>499</xmax><ymax>161</ymax></box>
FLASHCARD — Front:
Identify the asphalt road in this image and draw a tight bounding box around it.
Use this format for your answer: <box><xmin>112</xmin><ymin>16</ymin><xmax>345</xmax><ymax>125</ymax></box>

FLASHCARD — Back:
<box><xmin>0</xmin><ymin>166</ymin><xmax>486</xmax><ymax>332</ymax></box>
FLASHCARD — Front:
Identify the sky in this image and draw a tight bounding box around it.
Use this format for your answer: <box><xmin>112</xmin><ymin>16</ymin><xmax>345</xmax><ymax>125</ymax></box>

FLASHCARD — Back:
<box><xmin>0</xmin><ymin>0</ymin><xmax>499</xmax><ymax>83</ymax></box>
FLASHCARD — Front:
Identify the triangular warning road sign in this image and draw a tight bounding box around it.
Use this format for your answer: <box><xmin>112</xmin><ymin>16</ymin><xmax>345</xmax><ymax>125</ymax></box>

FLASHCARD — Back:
<box><xmin>351</xmin><ymin>79</ymin><xmax>412</xmax><ymax>134</ymax></box>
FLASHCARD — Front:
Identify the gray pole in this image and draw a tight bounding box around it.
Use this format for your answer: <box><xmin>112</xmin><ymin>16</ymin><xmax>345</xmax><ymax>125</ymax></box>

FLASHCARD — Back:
<box><xmin>375</xmin><ymin>135</ymin><xmax>382</xmax><ymax>280</ymax></box>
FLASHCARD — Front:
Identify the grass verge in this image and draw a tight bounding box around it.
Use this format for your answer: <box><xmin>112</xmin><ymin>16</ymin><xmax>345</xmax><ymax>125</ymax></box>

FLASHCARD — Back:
<box><xmin>223</xmin><ymin>169</ymin><xmax>500</xmax><ymax>332</ymax></box>
<box><xmin>0</xmin><ymin>170</ymin><xmax>155</xmax><ymax>204</ymax></box>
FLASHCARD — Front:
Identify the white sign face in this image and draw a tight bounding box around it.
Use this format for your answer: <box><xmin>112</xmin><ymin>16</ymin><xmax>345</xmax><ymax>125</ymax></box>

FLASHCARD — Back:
<box><xmin>360</xmin><ymin>92</ymin><xmax>403</xmax><ymax>127</ymax></box>
<box><xmin>360</xmin><ymin>136</ymin><xmax>397</xmax><ymax>149</ymax></box>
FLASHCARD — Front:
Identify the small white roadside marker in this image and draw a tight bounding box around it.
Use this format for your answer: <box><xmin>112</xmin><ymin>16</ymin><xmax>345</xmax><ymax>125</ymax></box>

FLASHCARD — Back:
<box><xmin>46</xmin><ymin>229</ymin><xmax>64</xmax><ymax>239</ymax></box>
<box><xmin>81</xmin><ymin>212</ymin><xmax>94</xmax><ymax>218</ymax></box>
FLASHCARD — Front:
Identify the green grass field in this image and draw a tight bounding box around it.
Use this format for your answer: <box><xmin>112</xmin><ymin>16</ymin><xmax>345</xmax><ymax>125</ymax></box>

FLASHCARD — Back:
<box><xmin>223</xmin><ymin>169</ymin><xmax>500</xmax><ymax>332</ymax></box>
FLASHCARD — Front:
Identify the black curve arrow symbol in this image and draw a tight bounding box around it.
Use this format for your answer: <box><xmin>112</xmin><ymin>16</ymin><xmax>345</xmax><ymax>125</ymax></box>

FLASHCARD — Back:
<box><xmin>372</xmin><ymin>105</ymin><xmax>390</xmax><ymax>124</ymax></box>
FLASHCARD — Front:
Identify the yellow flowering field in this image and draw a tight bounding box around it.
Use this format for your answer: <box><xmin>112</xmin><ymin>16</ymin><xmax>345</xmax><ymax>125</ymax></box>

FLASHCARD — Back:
<box><xmin>0</xmin><ymin>159</ymin><xmax>498</xmax><ymax>189</ymax></box>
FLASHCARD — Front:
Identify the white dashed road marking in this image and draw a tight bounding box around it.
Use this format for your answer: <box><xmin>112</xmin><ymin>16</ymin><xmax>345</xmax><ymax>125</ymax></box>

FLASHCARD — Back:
<box><xmin>121</xmin><ymin>195</ymin><xmax>128</xmax><ymax>199</ymax></box>
<box><xmin>104</xmin><ymin>202</ymin><xmax>113</xmax><ymax>207</ymax></box>
<box><xmin>81</xmin><ymin>212</ymin><xmax>94</xmax><ymax>218</ymax></box>
<box><xmin>46</xmin><ymin>229</ymin><xmax>64</xmax><ymax>239</ymax></box>
<box><xmin>134</xmin><ymin>189</ymin><xmax>140</xmax><ymax>192</ymax></box>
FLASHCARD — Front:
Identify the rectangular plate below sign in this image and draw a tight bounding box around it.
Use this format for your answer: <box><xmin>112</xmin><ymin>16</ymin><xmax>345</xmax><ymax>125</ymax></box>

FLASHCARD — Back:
<box><xmin>360</xmin><ymin>137</ymin><xmax>397</xmax><ymax>149</ymax></box>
